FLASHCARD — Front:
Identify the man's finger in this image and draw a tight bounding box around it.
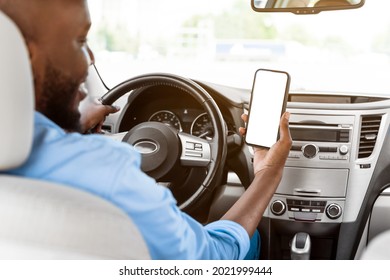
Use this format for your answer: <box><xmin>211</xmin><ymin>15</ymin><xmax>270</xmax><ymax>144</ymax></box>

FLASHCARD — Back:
<box><xmin>105</xmin><ymin>104</ymin><xmax>120</xmax><ymax>114</ymax></box>
<box><xmin>278</xmin><ymin>112</ymin><xmax>292</xmax><ymax>144</ymax></box>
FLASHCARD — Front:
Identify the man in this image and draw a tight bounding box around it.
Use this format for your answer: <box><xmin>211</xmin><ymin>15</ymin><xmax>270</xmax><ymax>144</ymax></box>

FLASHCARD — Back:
<box><xmin>0</xmin><ymin>0</ymin><xmax>292</xmax><ymax>259</ymax></box>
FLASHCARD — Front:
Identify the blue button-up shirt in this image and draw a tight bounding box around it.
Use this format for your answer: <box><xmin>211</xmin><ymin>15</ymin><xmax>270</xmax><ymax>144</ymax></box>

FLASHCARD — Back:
<box><xmin>6</xmin><ymin>112</ymin><xmax>250</xmax><ymax>259</ymax></box>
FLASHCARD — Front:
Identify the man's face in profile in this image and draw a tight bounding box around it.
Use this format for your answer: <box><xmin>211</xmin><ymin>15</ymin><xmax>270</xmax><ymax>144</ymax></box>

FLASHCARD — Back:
<box><xmin>30</xmin><ymin>0</ymin><xmax>93</xmax><ymax>131</ymax></box>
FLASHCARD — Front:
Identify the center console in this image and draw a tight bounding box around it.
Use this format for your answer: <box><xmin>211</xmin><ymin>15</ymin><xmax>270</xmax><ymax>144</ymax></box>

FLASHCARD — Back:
<box><xmin>269</xmin><ymin>114</ymin><xmax>353</xmax><ymax>222</ymax></box>
<box><xmin>261</xmin><ymin>111</ymin><xmax>358</xmax><ymax>259</ymax></box>
<box><xmin>259</xmin><ymin>99</ymin><xmax>389</xmax><ymax>259</ymax></box>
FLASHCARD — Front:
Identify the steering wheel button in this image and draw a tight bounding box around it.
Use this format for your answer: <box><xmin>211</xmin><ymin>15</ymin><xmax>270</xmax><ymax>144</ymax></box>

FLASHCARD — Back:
<box><xmin>186</xmin><ymin>142</ymin><xmax>195</xmax><ymax>150</ymax></box>
<box><xmin>185</xmin><ymin>152</ymin><xmax>203</xmax><ymax>158</ymax></box>
<box><xmin>194</xmin><ymin>144</ymin><xmax>203</xmax><ymax>151</ymax></box>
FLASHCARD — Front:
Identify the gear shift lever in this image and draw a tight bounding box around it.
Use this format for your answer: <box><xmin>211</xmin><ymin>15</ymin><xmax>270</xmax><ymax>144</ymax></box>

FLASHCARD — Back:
<box><xmin>291</xmin><ymin>232</ymin><xmax>311</xmax><ymax>260</ymax></box>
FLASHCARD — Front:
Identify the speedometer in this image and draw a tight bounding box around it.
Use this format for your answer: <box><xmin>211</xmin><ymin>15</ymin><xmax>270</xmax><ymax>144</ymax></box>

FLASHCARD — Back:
<box><xmin>149</xmin><ymin>110</ymin><xmax>182</xmax><ymax>131</ymax></box>
<box><xmin>191</xmin><ymin>113</ymin><xmax>214</xmax><ymax>139</ymax></box>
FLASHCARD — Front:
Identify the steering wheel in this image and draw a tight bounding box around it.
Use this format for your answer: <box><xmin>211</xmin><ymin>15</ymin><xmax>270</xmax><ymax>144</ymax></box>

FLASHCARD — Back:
<box><xmin>100</xmin><ymin>73</ymin><xmax>227</xmax><ymax>213</ymax></box>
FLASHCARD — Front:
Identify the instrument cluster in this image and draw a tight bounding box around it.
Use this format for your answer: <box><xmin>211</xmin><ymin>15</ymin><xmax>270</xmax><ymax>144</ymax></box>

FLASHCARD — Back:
<box><xmin>148</xmin><ymin>109</ymin><xmax>214</xmax><ymax>140</ymax></box>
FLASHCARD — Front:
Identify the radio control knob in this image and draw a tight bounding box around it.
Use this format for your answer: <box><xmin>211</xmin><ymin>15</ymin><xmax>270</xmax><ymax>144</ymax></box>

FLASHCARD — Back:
<box><xmin>339</xmin><ymin>145</ymin><xmax>349</xmax><ymax>155</ymax></box>
<box><xmin>303</xmin><ymin>144</ymin><xmax>318</xmax><ymax>159</ymax></box>
<box><xmin>326</xmin><ymin>203</ymin><xmax>342</xmax><ymax>219</ymax></box>
<box><xmin>270</xmin><ymin>200</ymin><xmax>286</xmax><ymax>216</ymax></box>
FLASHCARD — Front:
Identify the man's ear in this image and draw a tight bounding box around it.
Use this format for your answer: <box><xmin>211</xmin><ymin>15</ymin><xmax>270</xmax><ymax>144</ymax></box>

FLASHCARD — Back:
<box><xmin>25</xmin><ymin>40</ymin><xmax>42</xmax><ymax>76</ymax></box>
<box><xmin>25</xmin><ymin>40</ymin><xmax>44</xmax><ymax>101</ymax></box>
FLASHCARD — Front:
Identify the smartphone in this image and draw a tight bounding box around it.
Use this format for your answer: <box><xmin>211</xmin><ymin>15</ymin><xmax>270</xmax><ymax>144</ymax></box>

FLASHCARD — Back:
<box><xmin>245</xmin><ymin>69</ymin><xmax>290</xmax><ymax>148</ymax></box>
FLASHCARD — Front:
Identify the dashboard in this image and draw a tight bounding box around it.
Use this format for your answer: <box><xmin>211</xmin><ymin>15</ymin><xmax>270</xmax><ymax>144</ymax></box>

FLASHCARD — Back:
<box><xmin>100</xmin><ymin>76</ymin><xmax>390</xmax><ymax>260</ymax></box>
<box><xmin>113</xmin><ymin>84</ymin><xmax>241</xmax><ymax>141</ymax></box>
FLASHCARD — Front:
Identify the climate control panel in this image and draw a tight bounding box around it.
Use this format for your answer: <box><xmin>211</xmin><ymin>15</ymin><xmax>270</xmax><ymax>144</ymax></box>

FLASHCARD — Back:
<box><xmin>269</xmin><ymin>196</ymin><xmax>344</xmax><ymax>222</ymax></box>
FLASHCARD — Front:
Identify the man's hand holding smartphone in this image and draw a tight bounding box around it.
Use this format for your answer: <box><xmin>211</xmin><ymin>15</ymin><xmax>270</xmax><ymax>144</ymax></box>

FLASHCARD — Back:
<box><xmin>240</xmin><ymin>112</ymin><xmax>292</xmax><ymax>176</ymax></box>
<box><xmin>223</xmin><ymin>112</ymin><xmax>291</xmax><ymax>237</ymax></box>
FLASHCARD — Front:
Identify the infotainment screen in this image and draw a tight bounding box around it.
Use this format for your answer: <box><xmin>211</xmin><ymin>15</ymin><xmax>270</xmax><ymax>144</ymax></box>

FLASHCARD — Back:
<box><xmin>290</xmin><ymin>128</ymin><xmax>349</xmax><ymax>143</ymax></box>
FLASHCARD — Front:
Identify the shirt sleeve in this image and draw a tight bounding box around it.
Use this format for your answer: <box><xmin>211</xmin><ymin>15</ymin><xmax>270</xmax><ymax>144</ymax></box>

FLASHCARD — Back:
<box><xmin>204</xmin><ymin>220</ymin><xmax>251</xmax><ymax>260</ymax></box>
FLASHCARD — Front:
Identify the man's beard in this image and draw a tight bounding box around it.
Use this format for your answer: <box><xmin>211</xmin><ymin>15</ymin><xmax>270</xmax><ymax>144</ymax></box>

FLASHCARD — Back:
<box><xmin>37</xmin><ymin>62</ymin><xmax>82</xmax><ymax>132</ymax></box>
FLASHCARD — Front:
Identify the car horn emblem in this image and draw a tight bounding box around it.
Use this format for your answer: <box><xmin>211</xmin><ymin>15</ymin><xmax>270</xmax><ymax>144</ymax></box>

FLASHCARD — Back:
<box><xmin>134</xmin><ymin>141</ymin><xmax>158</xmax><ymax>155</ymax></box>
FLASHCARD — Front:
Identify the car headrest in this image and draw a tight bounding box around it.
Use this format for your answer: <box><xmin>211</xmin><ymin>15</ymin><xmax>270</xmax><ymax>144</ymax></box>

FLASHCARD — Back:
<box><xmin>0</xmin><ymin>11</ymin><xmax>34</xmax><ymax>170</ymax></box>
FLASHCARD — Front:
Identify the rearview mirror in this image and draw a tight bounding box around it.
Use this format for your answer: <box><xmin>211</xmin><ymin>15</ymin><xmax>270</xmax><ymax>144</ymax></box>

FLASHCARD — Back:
<box><xmin>251</xmin><ymin>0</ymin><xmax>365</xmax><ymax>14</ymax></box>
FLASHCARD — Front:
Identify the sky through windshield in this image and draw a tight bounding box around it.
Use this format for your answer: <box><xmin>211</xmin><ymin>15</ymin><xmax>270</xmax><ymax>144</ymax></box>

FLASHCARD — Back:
<box><xmin>89</xmin><ymin>0</ymin><xmax>390</xmax><ymax>96</ymax></box>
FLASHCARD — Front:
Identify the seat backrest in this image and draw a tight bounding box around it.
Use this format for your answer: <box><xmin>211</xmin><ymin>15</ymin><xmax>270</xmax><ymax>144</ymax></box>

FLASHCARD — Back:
<box><xmin>0</xmin><ymin>176</ymin><xmax>151</xmax><ymax>259</ymax></box>
<box><xmin>0</xmin><ymin>10</ymin><xmax>150</xmax><ymax>259</ymax></box>
<box><xmin>360</xmin><ymin>230</ymin><xmax>390</xmax><ymax>260</ymax></box>
<box><xmin>0</xmin><ymin>10</ymin><xmax>34</xmax><ymax>170</ymax></box>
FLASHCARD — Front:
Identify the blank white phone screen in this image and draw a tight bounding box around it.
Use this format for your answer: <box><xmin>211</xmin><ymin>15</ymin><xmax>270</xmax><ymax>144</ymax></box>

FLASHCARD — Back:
<box><xmin>245</xmin><ymin>70</ymin><xmax>289</xmax><ymax>148</ymax></box>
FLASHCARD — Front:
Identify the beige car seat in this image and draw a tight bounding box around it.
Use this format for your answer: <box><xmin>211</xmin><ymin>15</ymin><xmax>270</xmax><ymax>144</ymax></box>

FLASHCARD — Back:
<box><xmin>0</xmin><ymin>10</ymin><xmax>150</xmax><ymax>260</ymax></box>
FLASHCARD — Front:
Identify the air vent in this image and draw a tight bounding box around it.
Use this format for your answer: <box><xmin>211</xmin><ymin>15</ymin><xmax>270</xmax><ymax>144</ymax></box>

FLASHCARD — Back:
<box><xmin>358</xmin><ymin>115</ymin><xmax>382</xmax><ymax>158</ymax></box>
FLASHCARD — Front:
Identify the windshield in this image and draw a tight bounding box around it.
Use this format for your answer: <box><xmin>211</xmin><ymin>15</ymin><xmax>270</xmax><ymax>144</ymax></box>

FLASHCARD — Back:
<box><xmin>88</xmin><ymin>0</ymin><xmax>390</xmax><ymax>96</ymax></box>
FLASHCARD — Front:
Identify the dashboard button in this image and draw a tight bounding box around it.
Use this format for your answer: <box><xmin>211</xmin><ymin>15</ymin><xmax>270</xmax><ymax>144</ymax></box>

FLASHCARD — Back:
<box><xmin>303</xmin><ymin>144</ymin><xmax>318</xmax><ymax>159</ymax></box>
<box><xmin>339</xmin><ymin>145</ymin><xmax>349</xmax><ymax>155</ymax></box>
<box><xmin>326</xmin><ymin>203</ymin><xmax>342</xmax><ymax>219</ymax></box>
<box><xmin>311</xmin><ymin>201</ymin><xmax>326</xmax><ymax>207</ymax></box>
<box><xmin>270</xmin><ymin>200</ymin><xmax>286</xmax><ymax>216</ymax></box>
